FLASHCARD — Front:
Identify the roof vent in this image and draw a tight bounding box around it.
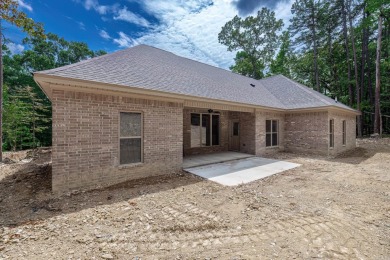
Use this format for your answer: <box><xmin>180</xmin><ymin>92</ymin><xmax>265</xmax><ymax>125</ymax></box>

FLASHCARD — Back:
<box><xmin>335</xmin><ymin>97</ymin><xmax>338</xmax><ymax>103</ymax></box>
<box><xmin>250</xmin><ymin>83</ymin><xmax>255</xmax><ymax>87</ymax></box>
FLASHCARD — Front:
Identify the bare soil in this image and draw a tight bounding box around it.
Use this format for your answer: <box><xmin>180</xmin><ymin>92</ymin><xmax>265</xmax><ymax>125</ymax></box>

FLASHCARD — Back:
<box><xmin>0</xmin><ymin>140</ymin><xmax>389</xmax><ymax>259</ymax></box>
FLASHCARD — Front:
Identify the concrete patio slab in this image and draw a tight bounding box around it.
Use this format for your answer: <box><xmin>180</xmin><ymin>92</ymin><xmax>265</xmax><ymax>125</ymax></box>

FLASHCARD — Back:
<box><xmin>183</xmin><ymin>151</ymin><xmax>254</xmax><ymax>168</ymax></box>
<box><xmin>184</xmin><ymin>157</ymin><xmax>300</xmax><ymax>186</ymax></box>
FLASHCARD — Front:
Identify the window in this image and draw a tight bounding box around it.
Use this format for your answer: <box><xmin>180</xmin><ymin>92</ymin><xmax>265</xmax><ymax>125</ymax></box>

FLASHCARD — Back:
<box><xmin>342</xmin><ymin>120</ymin><xmax>346</xmax><ymax>146</ymax></box>
<box><xmin>266</xmin><ymin>120</ymin><xmax>278</xmax><ymax>147</ymax></box>
<box><xmin>329</xmin><ymin>119</ymin><xmax>334</xmax><ymax>148</ymax></box>
<box><xmin>191</xmin><ymin>113</ymin><xmax>220</xmax><ymax>147</ymax></box>
<box><xmin>233</xmin><ymin>122</ymin><xmax>239</xmax><ymax>136</ymax></box>
<box><xmin>120</xmin><ymin>112</ymin><xmax>142</xmax><ymax>164</ymax></box>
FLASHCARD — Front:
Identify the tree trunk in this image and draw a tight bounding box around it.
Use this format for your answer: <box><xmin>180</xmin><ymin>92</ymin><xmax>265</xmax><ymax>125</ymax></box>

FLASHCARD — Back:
<box><xmin>341</xmin><ymin>0</ymin><xmax>353</xmax><ymax>106</ymax></box>
<box><xmin>347</xmin><ymin>0</ymin><xmax>362</xmax><ymax>137</ymax></box>
<box><xmin>0</xmin><ymin>20</ymin><xmax>3</xmax><ymax>162</ymax></box>
<box><xmin>360</xmin><ymin>11</ymin><xmax>368</xmax><ymax>101</ymax></box>
<box><xmin>311</xmin><ymin>7</ymin><xmax>320</xmax><ymax>92</ymax></box>
<box><xmin>374</xmin><ymin>15</ymin><xmax>382</xmax><ymax>135</ymax></box>
<box><xmin>367</xmin><ymin>38</ymin><xmax>373</xmax><ymax>106</ymax></box>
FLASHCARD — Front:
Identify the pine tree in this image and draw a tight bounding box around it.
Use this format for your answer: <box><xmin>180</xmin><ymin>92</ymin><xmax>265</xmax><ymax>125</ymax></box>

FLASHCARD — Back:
<box><xmin>289</xmin><ymin>0</ymin><xmax>326</xmax><ymax>92</ymax></box>
<box><xmin>270</xmin><ymin>31</ymin><xmax>293</xmax><ymax>77</ymax></box>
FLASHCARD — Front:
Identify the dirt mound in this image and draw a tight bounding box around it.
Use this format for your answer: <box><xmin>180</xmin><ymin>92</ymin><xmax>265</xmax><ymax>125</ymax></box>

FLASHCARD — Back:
<box><xmin>335</xmin><ymin>147</ymin><xmax>369</xmax><ymax>158</ymax></box>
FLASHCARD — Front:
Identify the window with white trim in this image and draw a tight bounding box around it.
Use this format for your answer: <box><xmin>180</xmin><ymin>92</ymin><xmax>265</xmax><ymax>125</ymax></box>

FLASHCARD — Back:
<box><xmin>342</xmin><ymin>120</ymin><xmax>346</xmax><ymax>145</ymax></box>
<box><xmin>329</xmin><ymin>119</ymin><xmax>334</xmax><ymax>148</ymax></box>
<box><xmin>266</xmin><ymin>120</ymin><xmax>278</xmax><ymax>147</ymax></box>
<box><xmin>191</xmin><ymin>113</ymin><xmax>220</xmax><ymax>147</ymax></box>
<box><xmin>120</xmin><ymin>112</ymin><xmax>142</xmax><ymax>164</ymax></box>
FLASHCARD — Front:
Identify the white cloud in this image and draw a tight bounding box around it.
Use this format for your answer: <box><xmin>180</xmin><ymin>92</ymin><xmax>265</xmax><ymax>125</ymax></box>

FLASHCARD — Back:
<box><xmin>18</xmin><ymin>0</ymin><xmax>33</xmax><ymax>12</ymax></box>
<box><xmin>83</xmin><ymin>0</ymin><xmax>293</xmax><ymax>69</ymax></box>
<box><xmin>113</xmin><ymin>32</ymin><xmax>138</xmax><ymax>48</ymax></box>
<box><xmin>64</xmin><ymin>15</ymin><xmax>87</xmax><ymax>31</ymax></box>
<box><xmin>128</xmin><ymin>0</ymin><xmax>295</xmax><ymax>69</ymax></box>
<box><xmin>78</xmin><ymin>21</ymin><xmax>86</xmax><ymax>30</ymax></box>
<box><xmin>99</xmin><ymin>30</ymin><xmax>111</xmax><ymax>40</ymax></box>
<box><xmin>6</xmin><ymin>43</ymin><xmax>25</xmax><ymax>54</ymax></box>
<box><xmin>274</xmin><ymin>0</ymin><xmax>294</xmax><ymax>29</ymax></box>
<box><xmin>113</xmin><ymin>7</ymin><xmax>150</xmax><ymax>27</ymax></box>
<box><xmin>129</xmin><ymin>0</ymin><xmax>237</xmax><ymax>68</ymax></box>
<box><xmin>82</xmin><ymin>0</ymin><xmax>114</xmax><ymax>15</ymax></box>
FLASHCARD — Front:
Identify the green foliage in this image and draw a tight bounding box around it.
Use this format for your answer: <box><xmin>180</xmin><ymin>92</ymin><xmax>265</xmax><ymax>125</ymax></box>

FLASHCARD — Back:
<box><xmin>0</xmin><ymin>0</ymin><xmax>45</xmax><ymax>38</ymax></box>
<box><xmin>269</xmin><ymin>31</ymin><xmax>293</xmax><ymax>77</ymax></box>
<box><xmin>230</xmin><ymin>51</ymin><xmax>264</xmax><ymax>79</ymax></box>
<box><xmin>218</xmin><ymin>7</ymin><xmax>283</xmax><ymax>79</ymax></box>
<box><xmin>2</xmin><ymin>32</ymin><xmax>107</xmax><ymax>151</ymax></box>
<box><xmin>220</xmin><ymin>0</ymin><xmax>390</xmax><ymax>135</ymax></box>
<box><xmin>2</xmin><ymin>84</ymin><xmax>31</xmax><ymax>151</ymax></box>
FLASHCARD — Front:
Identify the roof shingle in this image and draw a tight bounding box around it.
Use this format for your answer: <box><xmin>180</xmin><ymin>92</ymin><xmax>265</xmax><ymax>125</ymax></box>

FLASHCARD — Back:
<box><xmin>36</xmin><ymin>44</ymin><xmax>355</xmax><ymax>112</ymax></box>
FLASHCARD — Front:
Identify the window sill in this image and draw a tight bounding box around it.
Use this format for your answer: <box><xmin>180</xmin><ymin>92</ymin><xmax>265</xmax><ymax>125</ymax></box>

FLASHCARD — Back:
<box><xmin>266</xmin><ymin>146</ymin><xmax>279</xmax><ymax>149</ymax></box>
<box><xmin>118</xmin><ymin>162</ymin><xmax>143</xmax><ymax>169</ymax></box>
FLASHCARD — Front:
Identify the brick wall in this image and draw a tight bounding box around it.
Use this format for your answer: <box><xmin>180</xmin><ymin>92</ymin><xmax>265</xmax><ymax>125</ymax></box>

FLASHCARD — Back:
<box><xmin>284</xmin><ymin>111</ymin><xmax>356</xmax><ymax>156</ymax></box>
<box><xmin>284</xmin><ymin>111</ymin><xmax>328</xmax><ymax>155</ymax></box>
<box><xmin>51</xmin><ymin>89</ymin><xmax>183</xmax><ymax>193</ymax></box>
<box><xmin>328</xmin><ymin>111</ymin><xmax>356</xmax><ymax>155</ymax></box>
<box><xmin>229</xmin><ymin>111</ymin><xmax>256</xmax><ymax>154</ymax></box>
<box><xmin>255</xmin><ymin>110</ymin><xmax>285</xmax><ymax>156</ymax></box>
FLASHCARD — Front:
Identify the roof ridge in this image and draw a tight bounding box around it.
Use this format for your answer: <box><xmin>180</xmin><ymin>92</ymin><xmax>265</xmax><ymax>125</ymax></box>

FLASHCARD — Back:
<box><xmin>280</xmin><ymin>75</ymin><xmax>334</xmax><ymax>106</ymax></box>
<box><xmin>142</xmin><ymin>46</ymin><xmax>289</xmax><ymax>108</ymax></box>
<box><xmin>139</xmin><ymin>45</ymin><xmax>272</xmax><ymax>84</ymax></box>
<box><xmin>255</xmin><ymin>79</ymin><xmax>287</xmax><ymax>109</ymax></box>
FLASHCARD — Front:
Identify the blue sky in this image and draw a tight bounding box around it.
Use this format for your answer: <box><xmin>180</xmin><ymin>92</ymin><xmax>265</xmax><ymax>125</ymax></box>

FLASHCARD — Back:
<box><xmin>5</xmin><ymin>0</ymin><xmax>294</xmax><ymax>69</ymax></box>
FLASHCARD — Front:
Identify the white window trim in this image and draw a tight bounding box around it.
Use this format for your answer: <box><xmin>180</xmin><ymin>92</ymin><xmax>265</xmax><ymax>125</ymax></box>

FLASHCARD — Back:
<box><xmin>119</xmin><ymin>111</ymin><xmax>143</xmax><ymax>166</ymax></box>
<box><xmin>266</xmin><ymin>119</ymin><xmax>279</xmax><ymax>148</ymax></box>
<box><xmin>190</xmin><ymin>112</ymin><xmax>220</xmax><ymax>148</ymax></box>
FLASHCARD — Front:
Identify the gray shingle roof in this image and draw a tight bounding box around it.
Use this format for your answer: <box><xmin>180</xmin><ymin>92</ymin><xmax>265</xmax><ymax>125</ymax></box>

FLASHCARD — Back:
<box><xmin>36</xmin><ymin>44</ymin><xmax>355</xmax><ymax>112</ymax></box>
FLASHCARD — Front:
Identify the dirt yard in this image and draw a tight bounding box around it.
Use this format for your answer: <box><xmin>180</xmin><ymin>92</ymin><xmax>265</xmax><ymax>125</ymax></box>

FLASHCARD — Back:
<box><xmin>0</xmin><ymin>139</ymin><xmax>389</xmax><ymax>259</ymax></box>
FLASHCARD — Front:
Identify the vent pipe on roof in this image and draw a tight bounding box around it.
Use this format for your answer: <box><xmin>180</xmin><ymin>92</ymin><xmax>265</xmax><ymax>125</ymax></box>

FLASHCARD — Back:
<box><xmin>335</xmin><ymin>97</ymin><xmax>338</xmax><ymax>103</ymax></box>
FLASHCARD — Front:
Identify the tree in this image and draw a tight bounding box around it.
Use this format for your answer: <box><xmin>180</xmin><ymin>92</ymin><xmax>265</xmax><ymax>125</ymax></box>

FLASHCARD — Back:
<box><xmin>18</xmin><ymin>86</ymin><xmax>50</xmax><ymax>148</ymax></box>
<box><xmin>374</xmin><ymin>13</ymin><xmax>382</xmax><ymax>135</ymax></box>
<box><xmin>289</xmin><ymin>0</ymin><xmax>325</xmax><ymax>92</ymax></box>
<box><xmin>337</xmin><ymin>0</ymin><xmax>354</xmax><ymax>106</ymax></box>
<box><xmin>366</xmin><ymin>0</ymin><xmax>390</xmax><ymax>135</ymax></box>
<box><xmin>230</xmin><ymin>51</ymin><xmax>265</xmax><ymax>79</ymax></box>
<box><xmin>1</xmin><ymin>0</ymin><xmax>45</xmax><ymax>161</ymax></box>
<box><xmin>346</xmin><ymin>0</ymin><xmax>362</xmax><ymax>137</ymax></box>
<box><xmin>270</xmin><ymin>31</ymin><xmax>293</xmax><ymax>77</ymax></box>
<box><xmin>2</xmin><ymin>84</ymin><xmax>31</xmax><ymax>151</ymax></box>
<box><xmin>218</xmin><ymin>7</ymin><xmax>283</xmax><ymax>79</ymax></box>
<box><xmin>1</xmin><ymin>32</ymin><xmax>107</xmax><ymax>151</ymax></box>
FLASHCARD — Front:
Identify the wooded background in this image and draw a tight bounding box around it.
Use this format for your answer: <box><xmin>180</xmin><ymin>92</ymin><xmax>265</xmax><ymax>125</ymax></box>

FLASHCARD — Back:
<box><xmin>1</xmin><ymin>0</ymin><xmax>389</xmax><ymax>152</ymax></box>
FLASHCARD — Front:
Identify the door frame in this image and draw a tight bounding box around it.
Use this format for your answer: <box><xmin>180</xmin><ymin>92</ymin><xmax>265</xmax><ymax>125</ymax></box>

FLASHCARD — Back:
<box><xmin>229</xmin><ymin>119</ymin><xmax>240</xmax><ymax>151</ymax></box>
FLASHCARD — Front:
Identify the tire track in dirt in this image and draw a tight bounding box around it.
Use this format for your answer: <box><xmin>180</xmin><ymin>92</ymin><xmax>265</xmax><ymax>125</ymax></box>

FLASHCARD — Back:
<box><xmin>121</xmin><ymin>204</ymin><xmax>371</xmax><ymax>259</ymax></box>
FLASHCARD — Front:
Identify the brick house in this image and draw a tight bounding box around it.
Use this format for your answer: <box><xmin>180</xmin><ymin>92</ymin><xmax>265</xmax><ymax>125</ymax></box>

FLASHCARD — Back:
<box><xmin>34</xmin><ymin>45</ymin><xmax>359</xmax><ymax>193</ymax></box>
